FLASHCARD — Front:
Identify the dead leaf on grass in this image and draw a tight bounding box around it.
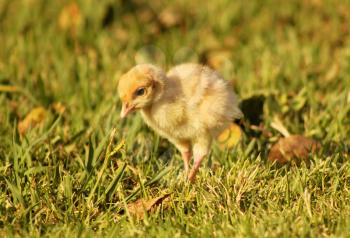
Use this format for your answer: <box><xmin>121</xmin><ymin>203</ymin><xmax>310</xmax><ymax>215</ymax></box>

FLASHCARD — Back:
<box><xmin>18</xmin><ymin>107</ymin><xmax>47</xmax><ymax>135</ymax></box>
<box><xmin>217</xmin><ymin>123</ymin><xmax>242</xmax><ymax>149</ymax></box>
<box><xmin>268</xmin><ymin>135</ymin><xmax>321</xmax><ymax>165</ymax></box>
<box><xmin>127</xmin><ymin>193</ymin><xmax>171</xmax><ymax>219</ymax></box>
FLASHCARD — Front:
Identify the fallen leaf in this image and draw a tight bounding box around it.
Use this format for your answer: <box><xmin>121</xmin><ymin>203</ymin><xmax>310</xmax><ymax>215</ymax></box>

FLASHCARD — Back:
<box><xmin>268</xmin><ymin>135</ymin><xmax>320</xmax><ymax>164</ymax></box>
<box><xmin>217</xmin><ymin>123</ymin><xmax>242</xmax><ymax>149</ymax></box>
<box><xmin>18</xmin><ymin>107</ymin><xmax>47</xmax><ymax>135</ymax></box>
<box><xmin>127</xmin><ymin>193</ymin><xmax>170</xmax><ymax>219</ymax></box>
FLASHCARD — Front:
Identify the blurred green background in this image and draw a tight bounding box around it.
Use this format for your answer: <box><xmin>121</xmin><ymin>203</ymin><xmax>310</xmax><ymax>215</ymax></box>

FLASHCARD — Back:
<box><xmin>0</xmin><ymin>0</ymin><xmax>350</xmax><ymax>237</ymax></box>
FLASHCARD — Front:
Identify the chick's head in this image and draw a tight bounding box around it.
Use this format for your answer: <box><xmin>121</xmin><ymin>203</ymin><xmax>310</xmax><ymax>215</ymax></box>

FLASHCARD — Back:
<box><xmin>118</xmin><ymin>64</ymin><xmax>165</xmax><ymax>118</ymax></box>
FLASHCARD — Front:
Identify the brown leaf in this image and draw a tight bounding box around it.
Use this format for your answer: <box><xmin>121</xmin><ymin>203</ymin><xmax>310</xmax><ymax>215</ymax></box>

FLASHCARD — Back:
<box><xmin>18</xmin><ymin>107</ymin><xmax>47</xmax><ymax>135</ymax></box>
<box><xmin>268</xmin><ymin>135</ymin><xmax>320</xmax><ymax>165</ymax></box>
<box><xmin>217</xmin><ymin>123</ymin><xmax>241</xmax><ymax>149</ymax></box>
<box><xmin>127</xmin><ymin>194</ymin><xmax>170</xmax><ymax>219</ymax></box>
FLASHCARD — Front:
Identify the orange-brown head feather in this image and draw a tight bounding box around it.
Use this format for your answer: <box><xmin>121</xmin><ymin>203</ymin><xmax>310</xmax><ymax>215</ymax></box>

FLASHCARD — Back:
<box><xmin>117</xmin><ymin>64</ymin><xmax>165</xmax><ymax>118</ymax></box>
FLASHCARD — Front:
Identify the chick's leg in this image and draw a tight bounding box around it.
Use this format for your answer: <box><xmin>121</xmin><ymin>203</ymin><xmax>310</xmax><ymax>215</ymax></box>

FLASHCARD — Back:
<box><xmin>188</xmin><ymin>136</ymin><xmax>211</xmax><ymax>182</ymax></box>
<box><xmin>171</xmin><ymin>140</ymin><xmax>191</xmax><ymax>173</ymax></box>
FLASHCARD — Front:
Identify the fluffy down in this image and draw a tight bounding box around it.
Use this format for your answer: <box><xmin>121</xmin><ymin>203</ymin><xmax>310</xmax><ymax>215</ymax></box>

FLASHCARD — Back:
<box><xmin>118</xmin><ymin>63</ymin><xmax>242</xmax><ymax>181</ymax></box>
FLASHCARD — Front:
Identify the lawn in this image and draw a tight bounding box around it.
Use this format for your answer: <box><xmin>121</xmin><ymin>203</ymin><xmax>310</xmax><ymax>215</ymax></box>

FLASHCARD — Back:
<box><xmin>0</xmin><ymin>0</ymin><xmax>350</xmax><ymax>237</ymax></box>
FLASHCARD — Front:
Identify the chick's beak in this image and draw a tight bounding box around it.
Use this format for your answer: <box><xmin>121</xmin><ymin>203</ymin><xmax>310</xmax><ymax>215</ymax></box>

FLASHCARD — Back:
<box><xmin>120</xmin><ymin>102</ymin><xmax>135</xmax><ymax>118</ymax></box>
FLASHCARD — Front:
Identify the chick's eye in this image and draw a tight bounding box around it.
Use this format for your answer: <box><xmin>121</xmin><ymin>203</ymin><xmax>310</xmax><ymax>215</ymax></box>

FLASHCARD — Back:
<box><xmin>135</xmin><ymin>87</ymin><xmax>145</xmax><ymax>97</ymax></box>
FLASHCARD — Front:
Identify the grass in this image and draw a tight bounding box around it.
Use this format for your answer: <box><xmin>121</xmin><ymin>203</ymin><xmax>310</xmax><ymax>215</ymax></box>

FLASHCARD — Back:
<box><xmin>0</xmin><ymin>0</ymin><xmax>350</xmax><ymax>237</ymax></box>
